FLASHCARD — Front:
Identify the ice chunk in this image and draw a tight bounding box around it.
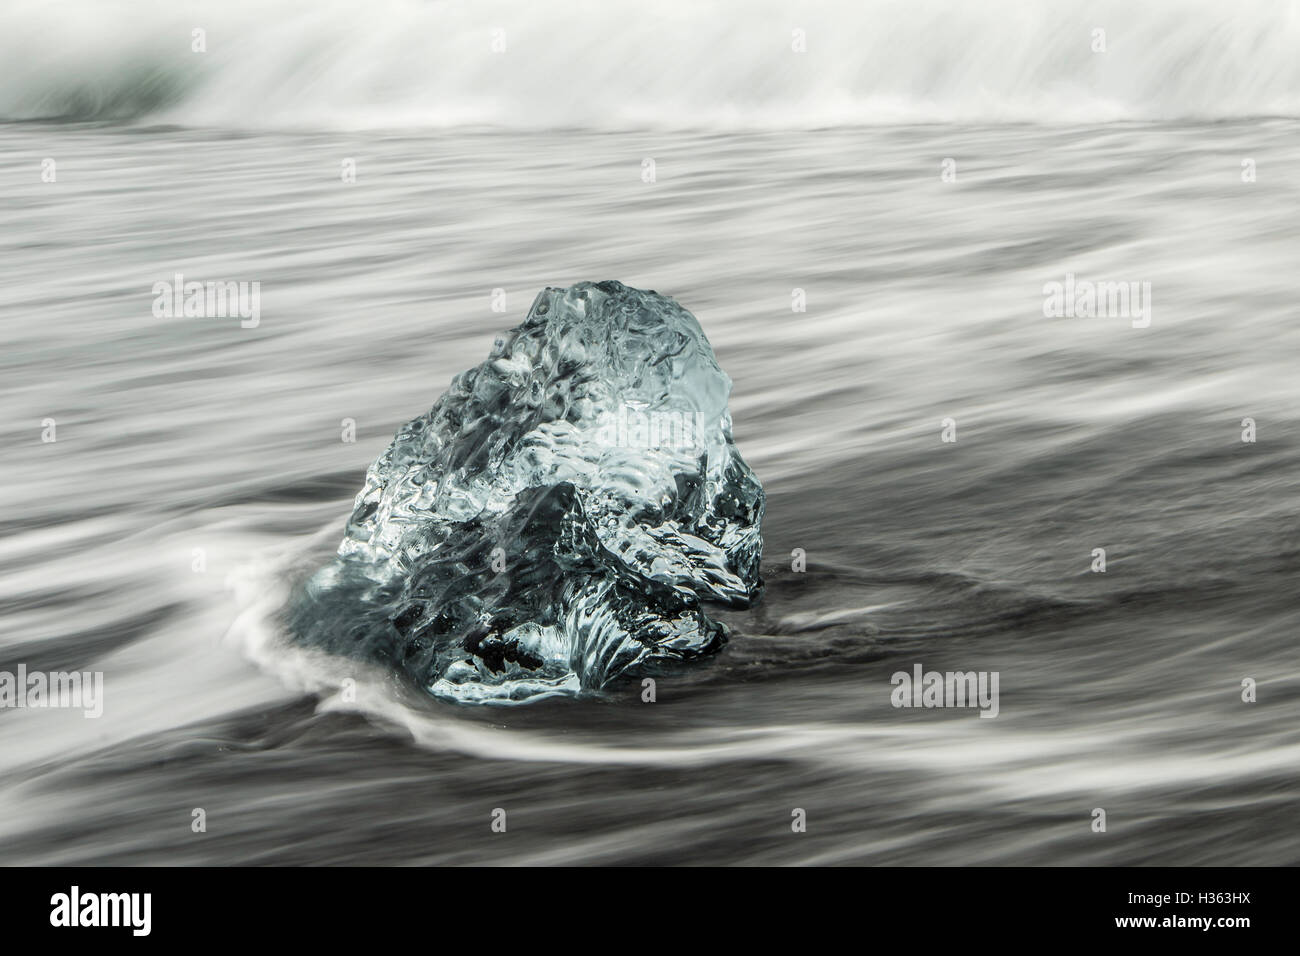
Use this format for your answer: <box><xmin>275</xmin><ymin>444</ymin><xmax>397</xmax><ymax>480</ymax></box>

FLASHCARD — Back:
<box><xmin>290</xmin><ymin>280</ymin><xmax>764</xmax><ymax>703</ymax></box>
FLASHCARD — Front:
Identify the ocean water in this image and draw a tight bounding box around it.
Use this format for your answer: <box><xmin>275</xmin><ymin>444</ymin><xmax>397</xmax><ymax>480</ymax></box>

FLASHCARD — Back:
<box><xmin>1</xmin><ymin>0</ymin><xmax>1298</xmax><ymax>865</ymax></box>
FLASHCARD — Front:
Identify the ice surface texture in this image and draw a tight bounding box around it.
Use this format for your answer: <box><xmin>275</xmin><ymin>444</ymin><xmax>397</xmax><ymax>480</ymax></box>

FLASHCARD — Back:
<box><xmin>290</xmin><ymin>281</ymin><xmax>764</xmax><ymax>702</ymax></box>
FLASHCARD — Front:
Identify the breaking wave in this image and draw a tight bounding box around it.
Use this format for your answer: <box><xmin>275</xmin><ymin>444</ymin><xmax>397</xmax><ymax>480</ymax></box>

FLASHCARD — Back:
<box><xmin>3</xmin><ymin>0</ymin><xmax>1299</xmax><ymax>128</ymax></box>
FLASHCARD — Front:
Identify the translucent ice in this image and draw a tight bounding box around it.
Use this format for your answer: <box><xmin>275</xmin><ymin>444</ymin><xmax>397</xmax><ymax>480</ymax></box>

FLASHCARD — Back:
<box><xmin>290</xmin><ymin>281</ymin><xmax>764</xmax><ymax>703</ymax></box>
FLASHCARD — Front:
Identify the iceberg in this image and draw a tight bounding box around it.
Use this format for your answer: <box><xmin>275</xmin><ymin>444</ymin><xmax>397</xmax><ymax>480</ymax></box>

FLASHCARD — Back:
<box><xmin>290</xmin><ymin>280</ymin><xmax>764</xmax><ymax>702</ymax></box>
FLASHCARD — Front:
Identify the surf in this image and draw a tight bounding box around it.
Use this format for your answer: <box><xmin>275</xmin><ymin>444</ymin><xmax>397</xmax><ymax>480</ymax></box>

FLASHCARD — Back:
<box><xmin>3</xmin><ymin>0</ymin><xmax>1299</xmax><ymax>128</ymax></box>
